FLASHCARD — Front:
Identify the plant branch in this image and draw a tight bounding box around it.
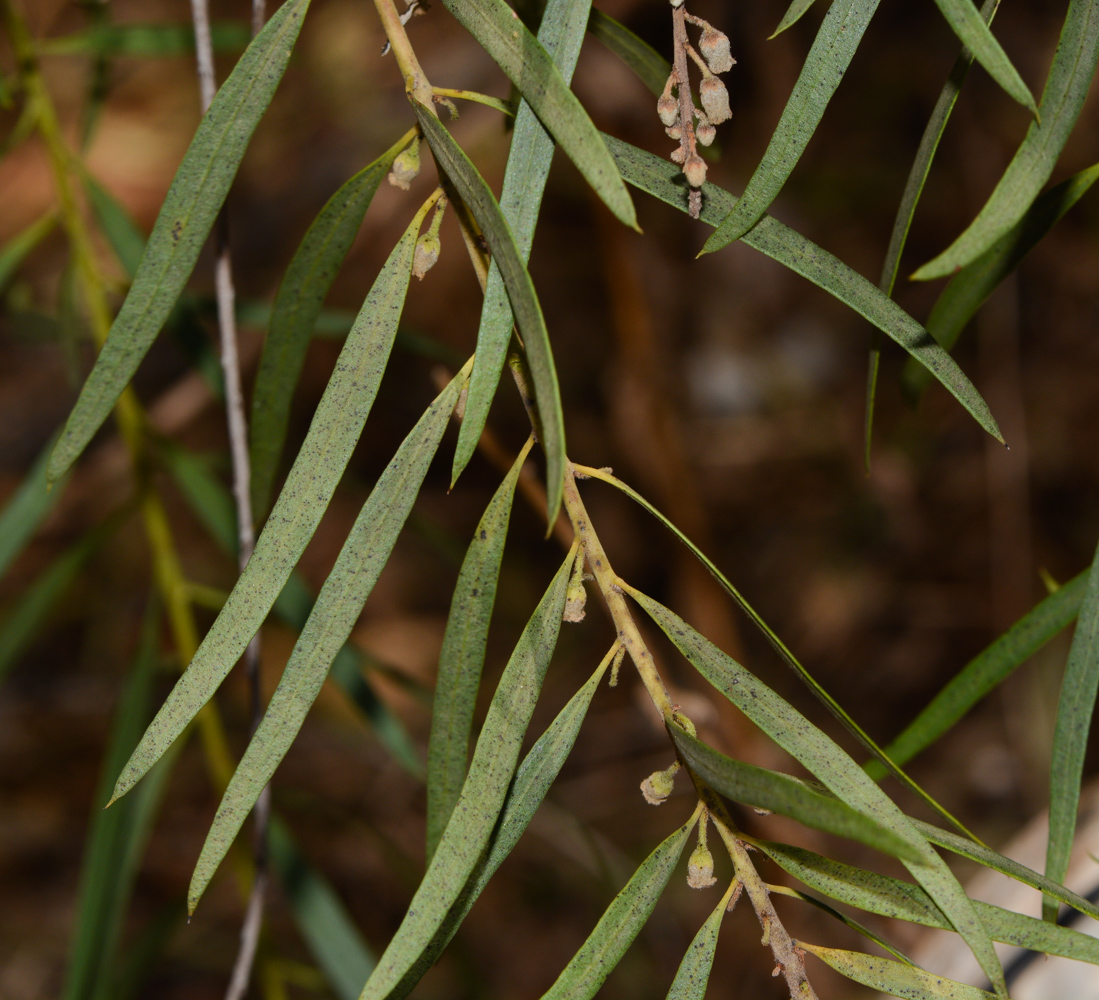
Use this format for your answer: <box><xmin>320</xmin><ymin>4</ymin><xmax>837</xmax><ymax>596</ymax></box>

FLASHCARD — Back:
<box><xmin>373</xmin><ymin>0</ymin><xmax>434</xmax><ymax>107</ymax></box>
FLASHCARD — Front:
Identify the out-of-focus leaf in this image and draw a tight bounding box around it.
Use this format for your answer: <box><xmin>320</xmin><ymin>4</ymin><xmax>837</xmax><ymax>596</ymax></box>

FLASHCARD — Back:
<box><xmin>606</xmin><ymin>135</ymin><xmax>1003</xmax><ymax>443</ymax></box>
<box><xmin>359</xmin><ymin>549</ymin><xmax>573</xmax><ymax>1000</ymax></box>
<box><xmin>41</xmin><ymin>21</ymin><xmax>251</xmax><ymax>57</ymax></box>
<box><xmin>268</xmin><ymin>817</ymin><xmax>375</xmax><ymax>1000</ymax></box>
<box><xmin>540</xmin><ymin>815</ymin><xmax>696</xmax><ymax>1000</ymax></box>
<box><xmin>427</xmin><ymin>439</ymin><xmax>531</xmax><ymax>861</ymax></box>
<box><xmin>110</xmin><ymin>210</ymin><xmax>426</xmax><ymax>806</ymax></box>
<box><xmin>1046</xmin><ymin>538</ymin><xmax>1099</xmax><ymax>918</ymax></box>
<box><xmin>250</xmin><ymin>130</ymin><xmax>413</xmax><ymax>516</ymax></box>
<box><xmin>800</xmin><ymin>943</ymin><xmax>996</xmax><ymax>998</ymax></box>
<box><xmin>85</xmin><ymin>174</ymin><xmax>147</xmax><ymax>278</ymax></box>
<box><xmin>702</xmin><ymin>0</ymin><xmax>882</xmax><ymax>253</ymax></box>
<box><xmin>670</xmin><ymin>724</ymin><xmax>920</xmax><ymax>861</ymax></box>
<box><xmin>453</xmin><ymin>0</ymin><xmax>589</xmax><ymax>489</ymax></box>
<box><xmin>0</xmin><ymin>434</ymin><xmax>65</xmax><ymax>582</ymax></box>
<box><xmin>189</xmin><ymin>369</ymin><xmax>468</xmax><ymax>912</ymax></box>
<box><xmin>665</xmin><ymin>886</ymin><xmax>730</xmax><ymax>1000</ymax></box>
<box><xmin>415</xmin><ymin>104</ymin><xmax>566</xmax><ymax>523</ymax></box>
<box><xmin>437</xmin><ymin>0</ymin><xmax>637</xmax><ymax>230</ymax></box>
<box><xmin>48</xmin><ymin>0</ymin><xmax>312</xmax><ymax>482</ymax></box>
<box><xmin>627</xmin><ymin>589</ymin><xmax>1007</xmax><ymax>995</ymax></box>
<box><xmin>587</xmin><ymin>10</ymin><xmax>669</xmax><ymax>96</ymax></box>
<box><xmin>0</xmin><ymin>212</ymin><xmax>56</xmax><ymax>291</ymax></box>
<box><xmin>913</xmin><ymin>0</ymin><xmax>1099</xmax><ymax>279</ymax></box>
<box><xmin>771</xmin><ymin>0</ymin><xmax>820</xmax><ymax>37</ymax></box>
<box><xmin>868</xmin><ymin>570</ymin><xmax>1087</xmax><ymax>778</ymax></box>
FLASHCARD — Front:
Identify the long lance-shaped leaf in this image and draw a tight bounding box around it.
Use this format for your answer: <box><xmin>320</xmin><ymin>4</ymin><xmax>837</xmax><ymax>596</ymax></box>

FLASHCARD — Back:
<box><xmin>702</xmin><ymin>0</ymin><xmax>882</xmax><ymax>253</ymax></box>
<box><xmin>606</xmin><ymin>135</ymin><xmax>1002</xmax><ymax>443</ymax></box>
<box><xmin>904</xmin><ymin>162</ymin><xmax>1099</xmax><ymax>396</ymax></box>
<box><xmin>43</xmin><ymin>21</ymin><xmax>251</xmax><ymax>58</ymax></box>
<box><xmin>587</xmin><ymin>10</ymin><xmax>670</xmax><ymax>97</ymax></box>
<box><xmin>756</xmin><ymin>840</ymin><xmax>1099</xmax><ymax>965</ymax></box>
<box><xmin>931</xmin><ymin>0</ymin><xmax>1036</xmax><ymax>114</ymax></box>
<box><xmin>389</xmin><ymin>653</ymin><xmax>613</xmax><ymax>999</ymax></box>
<box><xmin>0</xmin><ymin>433</ymin><xmax>65</xmax><ymax>582</ymax></box>
<box><xmin>626</xmin><ymin>589</ymin><xmax>1007</xmax><ymax>996</ymax></box>
<box><xmin>800</xmin><ymin>943</ymin><xmax>996</xmax><ymax>999</ymax></box>
<box><xmin>47</xmin><ymin>0</ymin><xmax>312</xmax><ymax>482</ymax></box>
<box><xmin>427</xmin><ymin>438</ymin><xmax>532</xmax><ymax>861</ymax></box>
<box><xmin>453</xmin><ymin>0</ymin><xmax>590</xmax><ymax>488</ymax></box>
<box><xmin>189</xmin><ymin>369</ymin><xmax>468</xmax><ymax>912</ymax></box>
<box><xmin>85</xmin><ymin>174</ymin><xmax>147</xmax><ymax>277</ymax></box>
<box><xmin>414</xmin><ymin>103</ymin><xmax>566</xmax><ymax>524</ymax></box>
<box><xmin>1045</xmin><ymin>537</ymin><xmax>1099</xmax><ymax>919</ymax></box>
<box><xmin>670</xmin><ymin>724</ymin><xmax>920</xmax><ymax>861</ymax></box>
<box><xmin>436</xmin><ymin>0</ymin><xmax>636</xmax><ymax>230</ymax></box>
<box><xmin>539</xmin><ymin>814</ymin><xmax>697</xmax><ymax>1000</ymax></box>
<box><xmin>665</xmin><ymin>884</ymin><xmax>733</xmax><ymax>1000</ymax></box>
<box><xmin>771</xmin><ymin>0</ymin><xmax>821</xmax><ymax>37</ymax></box>
<box><xmin>913</xmin><ymin>0</ymin><xmax>1099</xmax><ymax>280</ymax></box>
<box><xmin>359</xmin><ymin>548</ymin><xmax>574</xmax><ymax>1000</ymax></box>
<box><xmin>868</xmin><ymin>571</ymin><xmax>1087</xmax><ymax>779</ymax></box>
<box><xmin>0</xmin><ymin>211</ymin><xmax>56</xmax><ymax>290</ymax></box>
<box><xmin>110</xmin><ymin>214</ymin><xmax>428</xmax><ymax>806</ymax></box>
<box><xmin>250</xmin><ymin>129</ymin><xmax>414</xmax><ymax>516</ymax></box>
<box><xmin>268</xmin><ymin>817</ymin><xmax>375</xmax><ymax>1000</ymax></box>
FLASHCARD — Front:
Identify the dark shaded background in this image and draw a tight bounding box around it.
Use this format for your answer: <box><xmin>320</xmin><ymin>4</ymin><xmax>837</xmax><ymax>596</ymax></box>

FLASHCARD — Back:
<box><xmin>2</xmin><ymin>0</ymin><xmax>1099</xmax><ymax>996</ymax></box>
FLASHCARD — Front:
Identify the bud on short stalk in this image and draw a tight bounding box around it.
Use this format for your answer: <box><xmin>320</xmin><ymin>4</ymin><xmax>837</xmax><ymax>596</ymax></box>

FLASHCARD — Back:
<box><xmin>700</xmin><ymin>75</ymin><xmax>731</xmax><ymax>124</ymax></box>
<box><xmin>699</xmin><ymin>26</ymin><xmax>735</xmax><ymax>74</ymax></box>
<box><xmin>389</xmin><ymin>136</ymin><xmax>421</xmax><ymax>190</ymax></box>
<box><xmin>696</xmin><ymin>122</ymin><xmax>716</xmax><ymax>146</ymax></box>
<box><xmin>687</xmin><ymin>842</ymin><xmax>717</xmax><ymax>888</ymax></box>
<box><xmin>641</xmin><ymin>761</ymin><xmax>680</xmax><ymax>805</ymax></box>
<box><xmin>658</xmin><ymin>73</ymin><xmax>679</xmax><ymax>127</ymax></box>
<box><xmin>683</xmin><ymin>154</ymin><xmax>707</xmax><ymax>188</ymax></box>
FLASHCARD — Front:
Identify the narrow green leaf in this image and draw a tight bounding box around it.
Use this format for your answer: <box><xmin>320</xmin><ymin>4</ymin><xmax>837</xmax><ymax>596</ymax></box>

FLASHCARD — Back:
<box><xmin>47</xmin><ymin>0</ymin><xmax>312</xmax><ymax>482</ymax></box>
<box><xmin>913</xmin><ymin>0</ymin><xmax>1099</xmax><ymax>279</ymax></box>
<box><xmin>111</xmin><ymin>212</ymin><xmax>425</xmax><ymax>805</ymax></box>
<box><xmin>189</xmin><ymin>369</ymin><xmax>468</xmax><ymax>911</ymax></box>
<box><xmin>757</xmin><ymin>839</ymin><xmax>1099</xmax><ymax>964</ymax></box>
<box><xmin>587</xmin><ymin>10</ymin><xmax>670</xmax><ymax>97</ymax></box>
<box><xmin>801</xmin><ymin>943</ymin><xmax>996</xmax><ymax>999</ymax></box>
<box><xmin>626</xmin><ymin>589</ymin><xmax>1007</xmax><ymax>995</ymax></box>
<box><xmin>904</xmin><ymin>162</ymin><xmax>1099</xmax><ymax>396</ymax></box>
<box><xmin>1046</xmin><ymin>537</ymin><xmax>1099</xmax><ymax>918</ymax></box>
<box><xmin>606</xmin><ymin>135</ymin><xmax>1003</xmax><ymax>442</ymax></box>
<box><xmin>670</xmin><ymin>724</ymin><xmax>921</xmax><ymax>861</ymax></box>
<box><xmin>389</xmin><ymin>653</ymin><xmax>612</xmax><ymax>999</ymax></box>
<box><xmin>540</xmin><ymin>815</ymin><xmax>696</xmax><ymax>1000</ymax></box>
<box><xmin>414</xmin><ymin>103</ymin><xmax>566</xmax><ymax>523</ymax></box>
<box><xmin>868</xmin><ymin>570</ymin><xmax>1087</xmax><ymax>778</ymax></box>
<box><xmin>771</xmin><ymin>0</ymin><xmax>820</xmax><ymax>37</ymax></box>
<box><xmin>359</xmin><ymin>549</ymin><xmax>573</xmax><ymax>1000</ymax></box>
<box><xmin>436</xmin><ymin>0</ymin><xmax>637</xmax><ymax>230</ymax></box>
<box><xmin>665</xmin><ymin>887</ymin><xmax>730</xmax><ymax>1000</ymax></box>
<box><xmin>0</xmin><ymin>435</ymin><xmax>65</xmax><ymax>582</ymax></box>
<box><xmin>85</xmin><ymin>174</ymin><xmax>147</xmax><ymax>278</ymax></box>
<box><xmin>931</xmin><ymin>0</ymin><xmax>1036</xmax><ymax>113</ymax></box>
<box><xmin>427</xmin><ymin>439</ymin><xmax>531</xmax><ymax>861</ymax></box>
<box><xmin>0</xmin><ymin>211</ymin><xmax>56</xmax><ymax>290</ymax></box>
<box><xmin>41</xmin><ymin>21</ymin><xmax>251</xmax><ymax>57</ymax></box>
<box><xmin>268</xmin><ymin>817</ymin><xmax>375</xmax><ymax>1000</ymax></box>
<box><xmin>702</xmin><ymin>0</ymin><xmax>882</xmax><ymax>253</ymax></box>
<box><xmin>250</xmin><ymin>130</ymin><xmax>413</xmax><ymax>516</ymax></box>
<box><xmin>453</xmin><ymin>0</ymin><xmax>590</xmax><ymax>488</ymax></box>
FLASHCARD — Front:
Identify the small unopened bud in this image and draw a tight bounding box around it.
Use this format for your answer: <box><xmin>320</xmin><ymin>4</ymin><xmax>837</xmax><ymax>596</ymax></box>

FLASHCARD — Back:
<box><xmin>389</xmin><ymin>136</ymin><xmax>421</xmax><ymax>190</ymax></box>
<box><xmin>700</xmin><ymin>27</ymin><xmax>735</xmax><ymax>74</ymax></box>
<box><xmin>696</xmin><ymin>122</ymin><xmax>716</xmax><ymax>146</ymax></box>
<box><xmin>665</xmin><ymin>124</ymin><xmax>682</xmax><ymax>140</ymax></box>
<box><xmin>683</xmin><ymin>154</ymin><xmax>707</xmax><ymax>188</ymax></box>
<box><xmin>700</xmin><ymin>76</ymin><xmax>732</xmax><ymax>124</ymax></box>
<box><xmin>658</xmin><ymin>91</ymin><xmax>679</xmax><ymax>128</ymax></box>
<box><xmin>412</xmin><ymin>233</ymin><xmax>440</xmax><ymax>279</ymax></box>
<box><xmin>640</xmin><ymin>761</ymin><xmax>680</xmax><ymax>805</ymax></box>
<box><xmin>670</xmin><ymin>146</ymin><xmax>687</xmax><ymax>165</ymax></box>
<box><xmin>687</xmin><ymin>843</ymin><xmax>717</xmax><ymax>888</ymax></box>
<box><xmin>563</xmin><ymin>556</ymin><xmax>588</xmax><ymax>623</ymax></box>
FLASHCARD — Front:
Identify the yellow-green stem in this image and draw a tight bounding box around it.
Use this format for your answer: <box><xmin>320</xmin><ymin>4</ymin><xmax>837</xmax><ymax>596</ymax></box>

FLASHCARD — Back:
<box><xmin>373</xmin><ymin>0</ymin><xmax>434</xmax><ymax>107</ymax></box>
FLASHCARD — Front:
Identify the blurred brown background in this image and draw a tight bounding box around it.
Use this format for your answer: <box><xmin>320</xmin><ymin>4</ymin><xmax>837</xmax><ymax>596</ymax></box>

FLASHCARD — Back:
<box><xmin>2</xmin><ymin>0</ymin><xmax>1099</xmax><ymax>996</ymax></box>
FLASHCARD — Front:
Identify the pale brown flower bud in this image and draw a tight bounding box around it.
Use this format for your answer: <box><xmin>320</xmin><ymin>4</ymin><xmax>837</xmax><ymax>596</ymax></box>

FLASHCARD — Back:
<box><xmin>658</xmin><ymin>92</ymin><xmax>679</xmax><ymax>128</ymax></box>
<box><xmin>700</xmin><ymin>27</ymin><xmax>735</xmax><ymax>74</ymax></box>
<box><xmin>696</xmin><ymin>122</ymin><xmax>716</xmax><ymax>146</ymax></box>
<box><xmin>412</xmin><ymin>233</ymin><xmax>440</xmax><ymax>279</ymax></box>
<box><xmin>683</xmin><ymin>154</ymin><xmax>707</xmax><ymax>188</ymax></box>
<box><xmin>665</xmin><ymin>124</ymin><xmax>683</xmax><ymax>140</ymax></box>
<box><xmin>687</xmin><ymin>843</ymin><xmax>717</xmax><ymax>888</ymax></box>
<box><xmin>700</xmin><ymin>76</ymin><xmax>731</xmax><ymax>124</ymax></box>
<box><xmin>389</xmin><ymin>137</ymin><xmax>421</xmax><ymax>190</ymax></box>
<box><xmin>671</xmin><ymin>146</ymin><xmax>687</xmax><ymax>165</ymax></box>
<box><xmin>640</xmin><ymin>762</ymin><xmax>680</xmax><ymax>805</ymax></box>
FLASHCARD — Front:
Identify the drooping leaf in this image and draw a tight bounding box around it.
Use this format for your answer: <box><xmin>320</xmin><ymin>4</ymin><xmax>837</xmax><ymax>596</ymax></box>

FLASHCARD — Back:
<box><xmin>587</xmin><ymin>10</ymin><xmax>670</xmax><ymax>97</ymax></box>
<box><xmin>0</xmin><ymin>434</ymin><xmax>65</xmax><ymax>583</ymax></box>
<box><xmin>436</xmin><ymin>0</ymin><xmax>637</xmax><ymax>230</ymax></box>
<box><xmin>47</xmin><ymin>0</ymin><xmax>312</xmax><ymax>482</ymax></box>
<box><xmin>665</xmin><ymin>886</ymin><xmax>730</xmax><ymax>1000</ymax></box>
<box><xmin>453</xmin><ymin>0</ymin><xmax>590</xmax><ymax>489</ymax></box>
<box><xmin>0</xmin><ymin>211</ymin><xmax>56</xmax><ymax>291</ymax></box>
<box><xmin>250</xmin><ymin>129</ymin><xmax>414</xmax><ymax>516</ymax></box>
<box><xmin>868</xmin><ymin>570</ymin><xmax>1087</xmax><ymax>778</ymax></box>
<box><xmin>414</xmin><ymin>103</ymin><xmax>566</xmax><ymax>523</ymax></box>
<box><xmin>913</xmin><ymin>0</ymin><xmax>1099</xmax><ymax>279</ymax></box>
<box><xmin>702</xmin><ymin>0</ymin><xmax>882</xmax><ymax>253</ymax></box>
<box><xmin>110</xmin><ymin>211</ymin><xmax>428</xmax><ymax>805</ymax></box>
<box><xmin>1045</xmin><ymin>537</ymin><xmax>1099</xmax><ymax>918</ymax></box>
<box><xmin>189</xmin><ymin>369</ymin><xmax>468</xmax><ymax>911</ymax></box>
<box><xmin>539</xmin><ymin>815</ymin><xmax>696</xmax><ymax>1000</ymax></box>
<box><xmin>800</xmin><ymin>943</ymin><xmax>996</xmax><ymax>999</ymax></box>
<box><xmin>85</xmin><ymin>174</ymin><xmax>147</xmax><ymax>278</ymax></box>
<box><xmin>669</xmin><ymin>723</ymin><xmax>921</xmax><ymax>861</ymax></box>
<box><xmin>41</xmin><ymin>21</ymin><xmax>251</xmax><ymax>57</ymax></box>
<box><xmin>605</xmin><ymin>135</ymin><xmax>1003</xmax><ymax>443</ymax></box>
<box><xmin>626</xmin><ymin>588</ymin><xmax>1007</xmax><ymax>995</ymax></box>
<box><xmin>930</xmin><ymin>0</ymin><xmax>1036</xmax><ymax>114</ymax></box>
<box><xmin>771</xmin><ymin>0</ymin><xmax>820</xmax><ymax>37</ymax></box>
<box><xmin>427</xmin><ymin>438</ymin><xmax>532</xmax><ymax>861</ymax></box>
<box><xmin>358</xmin><ymin>548</ymin><xmax>573</xmax><ymax>1000</ymax></box>
<box><xmin>268</xmin><ymin>817</ymin><xmax>375</xmax><ymax>1000</ymax></box>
